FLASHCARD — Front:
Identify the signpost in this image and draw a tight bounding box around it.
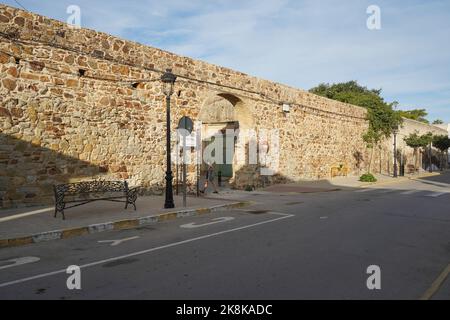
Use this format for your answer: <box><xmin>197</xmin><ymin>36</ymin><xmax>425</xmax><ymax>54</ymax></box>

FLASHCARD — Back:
<box><xmin>177</xmin><ymin>116</ymin><xmax>194</xmax><ymax>207</ymax></box>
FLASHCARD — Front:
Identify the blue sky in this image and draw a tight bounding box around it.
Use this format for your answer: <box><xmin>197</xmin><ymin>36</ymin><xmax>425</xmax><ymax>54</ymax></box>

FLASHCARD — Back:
<box><xmin>4</xmin><ymin>0</ymin><xmax>450</xmax><ymax>122</ymax></box>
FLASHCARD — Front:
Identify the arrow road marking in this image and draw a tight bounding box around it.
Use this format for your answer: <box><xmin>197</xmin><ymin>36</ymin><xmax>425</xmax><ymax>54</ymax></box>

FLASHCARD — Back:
<box><xmin>0</xmin><ymin>207</ymin><xmax>53</xmax><ymax>223</ymax></box>
<box><xmin>0</xmin><ymin>257</ymin><xmax>40</xmax><ymax>271</ymax></box>
<box><xmin>180</xmin><ymin>217</ymin><xmax>235</xmax><ymax>228</ymax></box>
<box><xmin>0</xmin><ymin>214</ymin><xmax>293</xmax><ymax>288</ymax></box>
<box><xmin>98</xmin><ymin>236</ymin><xmax>139</xmax><ymax>246</ymax></box>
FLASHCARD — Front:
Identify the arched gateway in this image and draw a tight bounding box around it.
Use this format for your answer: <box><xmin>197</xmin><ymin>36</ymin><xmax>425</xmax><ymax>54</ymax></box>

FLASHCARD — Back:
<box><xmin>197</xmin><ymin>93</ymin><xmax>255</xmax><ymax>184</ymax></box>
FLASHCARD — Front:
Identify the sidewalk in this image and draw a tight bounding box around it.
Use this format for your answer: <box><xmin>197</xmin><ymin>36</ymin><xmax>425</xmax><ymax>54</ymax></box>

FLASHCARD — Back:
<box><xmin>268</xmin><ymin>171</ymin><xmax>443</xmax><ymax>190</ymax></box>
<box><xmin>326</xmin><ymin>171</ymin><xmax>442</xmax><ymax>188</ymax></box>
<box><xmin>0</xmin><ymin>195</ymin><xmax>249</xmax><ymax>248</ymax></box>
<box><xmin>204</xmin><ymin>171</ymin><xmax>444</xmax><ymax>201</ymax></box>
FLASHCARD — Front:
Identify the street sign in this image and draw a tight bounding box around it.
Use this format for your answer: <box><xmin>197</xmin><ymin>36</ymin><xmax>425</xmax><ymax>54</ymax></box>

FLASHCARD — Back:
<box><xmin>178</xmin><ymin>116</ymin><xmax>194</xmax><ymax>135</ymax></box>
<box><xmin>177</xmin><ymin>116</ymin><xmax>194</xmax><ymax>208</ymax></box>
<box><xmin>179</xmin><ymin>134</ymin><xmax>196</xmax><ymax>147</ymax></box>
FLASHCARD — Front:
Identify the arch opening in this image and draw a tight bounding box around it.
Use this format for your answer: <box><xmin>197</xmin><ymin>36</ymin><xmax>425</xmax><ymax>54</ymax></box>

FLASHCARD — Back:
<box><xmin>198</xmin><ymin>93</ymin><xmax>254</xmax><ymax>184</ymax></box>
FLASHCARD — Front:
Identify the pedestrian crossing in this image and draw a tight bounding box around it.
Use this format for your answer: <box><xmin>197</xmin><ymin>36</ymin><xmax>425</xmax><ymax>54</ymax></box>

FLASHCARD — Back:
<box><xmin>354</xmin><ymin>188</ymin><xmax>449</xmax><ymax>198</ymax></box>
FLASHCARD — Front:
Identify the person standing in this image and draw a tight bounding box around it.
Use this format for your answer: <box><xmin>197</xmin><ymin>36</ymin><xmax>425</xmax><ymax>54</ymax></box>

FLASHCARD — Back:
<box><xmin>201</xmin><ymin>163</ymin><xmax>219</xmax><ymax>194</ymax></box>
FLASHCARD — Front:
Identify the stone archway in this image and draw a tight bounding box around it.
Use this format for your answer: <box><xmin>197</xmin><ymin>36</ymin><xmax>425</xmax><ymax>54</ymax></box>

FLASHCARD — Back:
<box><xmin>198</xmin><ymin>92</ymin><xmax>255</xmax><ymax>183</ymax></box>
<box><xmin>198</xmin><ymin>93</ymin><xmax>254</xmax><ymax>128</ymax></box>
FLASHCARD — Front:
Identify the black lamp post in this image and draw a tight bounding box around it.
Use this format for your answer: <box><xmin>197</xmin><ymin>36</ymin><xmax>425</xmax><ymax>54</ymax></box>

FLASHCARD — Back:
<box><xmin>429</xmin><ymin>141</ymin><xmax>433</xmax><ymax>173</ymax></box>
<box><xmin>393</xmin><ymin>125</ymin><xmax>399</xmax><ymax>178</ymax></box>
<box><xmin>161</xmin><ymin>69</ymin><xmax>177</xmax><ymax>209</ymax></box>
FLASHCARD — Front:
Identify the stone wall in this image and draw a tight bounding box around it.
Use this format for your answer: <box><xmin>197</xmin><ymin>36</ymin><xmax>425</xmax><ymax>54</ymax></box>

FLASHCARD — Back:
<box><xmin>0</xmin><ymin>4</ymin><xmax>410</xmax><ymax>208</ymax></box>
<box><xmin>435</xmin><ymin>123</ymin><xmax>450</xmax><ymax>137</ymax></box>
<box><xmin>374</xmin><ymin>118</ymin><xmax>448</xmax><ymax>175</ymax></box>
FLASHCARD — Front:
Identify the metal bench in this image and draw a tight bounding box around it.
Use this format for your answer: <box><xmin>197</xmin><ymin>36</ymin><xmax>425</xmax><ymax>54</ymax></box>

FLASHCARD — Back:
<box><xmin>53</xmin><ymin>180</ymin><xmax>138</xmax><ymax>220</ymax></box>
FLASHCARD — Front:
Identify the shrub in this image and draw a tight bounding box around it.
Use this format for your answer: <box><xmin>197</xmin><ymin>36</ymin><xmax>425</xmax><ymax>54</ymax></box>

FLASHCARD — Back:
<box><xmin>359</xmin><ymin>173</ymin><xmax>377</xmax><ymax>182</ymax></box>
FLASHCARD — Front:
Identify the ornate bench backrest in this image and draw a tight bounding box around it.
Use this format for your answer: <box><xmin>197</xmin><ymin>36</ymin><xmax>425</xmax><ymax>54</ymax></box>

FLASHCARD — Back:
<box><xmin>55</xmin><ymin>181</ymin><xmax>128</xmax><ymax>195</ymax></box>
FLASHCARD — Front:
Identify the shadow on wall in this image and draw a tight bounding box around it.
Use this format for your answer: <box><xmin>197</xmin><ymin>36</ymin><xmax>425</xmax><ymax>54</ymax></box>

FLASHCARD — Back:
<box><xmin>420</xmin><ymin>149</ymin><xmax>444</xmax><ymax>171</ymax></box>
<box><xmin>0</xmin><ymin>133</ymin><xmax>106</xmax><ymax>209</ymax></box>
<box><xmin>230</xmin><ymin>143</ymin><xmax>365</xmax><ymax>190</ymax></box>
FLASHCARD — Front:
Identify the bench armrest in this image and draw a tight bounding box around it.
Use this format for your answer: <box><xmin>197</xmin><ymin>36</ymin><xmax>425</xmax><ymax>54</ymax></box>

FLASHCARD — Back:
<box><xmin>128</xmin><ymin>186</ymin><xmax>139</xmax><ymax>193</ymax></box>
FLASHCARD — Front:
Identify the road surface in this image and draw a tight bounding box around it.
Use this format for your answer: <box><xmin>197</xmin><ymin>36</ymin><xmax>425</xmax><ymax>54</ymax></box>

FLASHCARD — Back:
<box><xmin>0</xmin><ymin>173</ymin><xmax>449</xmax><ymax>299</ymax></box>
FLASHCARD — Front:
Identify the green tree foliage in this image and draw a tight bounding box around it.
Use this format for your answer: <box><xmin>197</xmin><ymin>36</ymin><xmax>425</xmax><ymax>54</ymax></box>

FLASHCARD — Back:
<box><xmin>433</xmin><ymin>135</ymin><xmax>450</xmax><ymax>169</ymax></box>
<box><xmin>398</xmin><ymin>109</ymin><xmax>429</xmax><ymax>123</ymax></box>
<box><xmin>404</xmin><ymin>131</ymin><xmax>433</xmax><ymax>170</ymax></box>
<box><xmin>310</xmin><ymin>81</ymin><xmax>402</xmax><ymax>173</ymax></box>
<box><xmin>432</xmin><ymin>119</ymin><xmax>445</xmax><ymax>125</ymax></box>
<box><xmin>433</xmin><ymin>135</ymin><xmax>450</xmax><ymax>152</ymax></box>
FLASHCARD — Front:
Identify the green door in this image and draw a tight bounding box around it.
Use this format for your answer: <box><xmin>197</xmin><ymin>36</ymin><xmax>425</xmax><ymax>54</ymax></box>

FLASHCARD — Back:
<box><xmin>203</xmin><ymin>132</ymin><xmax>234</xmax><ymax>178</ymax></box>
<box><xmin>217</xmin><ymin>132</ymin><xmax>233</xmax><ymax>177</ymax></box>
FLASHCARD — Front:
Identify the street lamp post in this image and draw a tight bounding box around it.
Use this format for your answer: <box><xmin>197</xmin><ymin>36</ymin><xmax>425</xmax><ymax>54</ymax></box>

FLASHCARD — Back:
<box><xmin>429</xmin><ymin>141</ymin><xmax>433</xmax><ymax>173</ymax></box>
<box><xmin>393</xmin><ymin>125</ymin><xmax>399</xmax><ymax>178</ymax></box>
<box><xmin>161</xmin><ymin>69</ymin><xmax>177</xmax><ymax>209</ymax></box>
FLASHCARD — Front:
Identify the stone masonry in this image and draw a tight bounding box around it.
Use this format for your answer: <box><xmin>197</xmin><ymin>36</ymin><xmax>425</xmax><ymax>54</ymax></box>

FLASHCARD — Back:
<box><xmin>376</xmin><ymin>118</ymin><xmax>448</xmax><ymax>175</ymax></box>
<box><xmin>0</xmin><ymin>5</ymin><xmax>446</xmax><ymax>208</ymax></box>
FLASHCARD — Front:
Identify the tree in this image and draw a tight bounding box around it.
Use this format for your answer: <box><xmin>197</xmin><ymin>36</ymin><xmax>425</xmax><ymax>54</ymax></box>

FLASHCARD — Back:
<box><xmin>398</xmin><ymin>109</ymin><xmax>429</xmax><ymax>123</ymax></box>
<box><xmin>432</xmin><ymin>119</ymin><xmax>445</xmax><ymax>125</ymax></box>
<box><xmin>433</xmin><ymin>135</ymin><xmax>450</xmax><ymax>170</ymax></box>
<box><xmin>404</xmin><ymin>131</ymin><xmax>433</xmax><ymax>172</ymax></box>
<box><xmin>310</xmin><ymin>81</ymin><xmax>402</xmax><ymax>173</ymax></box>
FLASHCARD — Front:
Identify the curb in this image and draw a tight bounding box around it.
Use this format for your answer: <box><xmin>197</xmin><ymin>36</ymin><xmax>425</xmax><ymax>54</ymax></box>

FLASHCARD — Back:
<box><xmin>0</xmin><ymin>201</ymin><xmax>252</xmax><ymax>249</ymax></box>
<box><xmin>357</xmin><ymin>172</ymin><xmax>441</xmax><ymax>188</ymax></box>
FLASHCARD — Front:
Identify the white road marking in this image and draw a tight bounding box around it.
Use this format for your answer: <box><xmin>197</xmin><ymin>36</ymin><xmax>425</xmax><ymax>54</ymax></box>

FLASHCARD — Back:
<box><xmin>0</xmin><ymin>257</ymin><xmax>40</xmax><ymax>271</ymax></box>
<box><xmin>320</xmin><ymin>216</ymin><xmax>328</xmax><ymax>219</ymax></box>
<box><xmin>0</xmin><ymin>207</ymin><xmax>53</xmax><ymax>223</ymax></box>
<box><xmin>416</xmin><ymin>180</ymin><xmax>450</xmax><ymax>188</ymax></box>
<box><xmin>0</xmin><ymin>214</ymin><xmax>294</xmax><ymax>288</ymax></box>
<box><xmin>400</xmin><ymin>190</ymin><xmax>420</xmax><ymax>195</ymax></box>
<box><xmin>420</xmin><ymin>263</ymin><xmax>450</xmax><ymax>300</ymax></box>
<box><xmin>355</xmin><ymin>188</ymin><xmax>373</xmax><ymax>193</ymax></box>
<box><xmin>97</xmin><ymin>236</ymin><xmax>140</xmax><ymax>246</ymax></box>
<box><xmin>425</xmin><ymin>192</ymin><xmax>449</xmax><ymax>198</ymax></box>
<box><xmin>266</xmin><ymin>212</ymin><xmax>293</xmax><ymax>216</ymax></box>
<box><xmin>180</xmin><ymin>217</ymin><xmax>234</xmax><ymax>228</ymax></box>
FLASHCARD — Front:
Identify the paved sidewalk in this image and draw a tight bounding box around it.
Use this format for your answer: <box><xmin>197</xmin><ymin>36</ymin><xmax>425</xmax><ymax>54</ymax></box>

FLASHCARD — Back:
<box><xmin>266</xmin><ymin>171</ymin><xmax>443</xmax><ymax>190</ymax></box>
<box><xmin>204</xmin><ymin>171</ymin><xmax>444</xmax><ymax>201</ymax></box>
<box><xmin>0</xmin><ymin>171</ymin><xmax>443</xmax><ymax>248</ymax></box>
<box><xmin>0</xmin><ymin>195</ymin><xmax>249</xmax><ymax>248</ymax></box>
<box><xmin>326</xmin><ymin>171</ymin><xmax>442</xmax><ymax>188</ymax></box>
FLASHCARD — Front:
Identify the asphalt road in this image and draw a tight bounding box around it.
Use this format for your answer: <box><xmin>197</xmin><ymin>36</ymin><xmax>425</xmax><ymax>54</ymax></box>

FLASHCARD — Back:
<box><xmin>0</xmin><ymin>173</ymin><xmax>449</xmax><ymax>300</ymax></box>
